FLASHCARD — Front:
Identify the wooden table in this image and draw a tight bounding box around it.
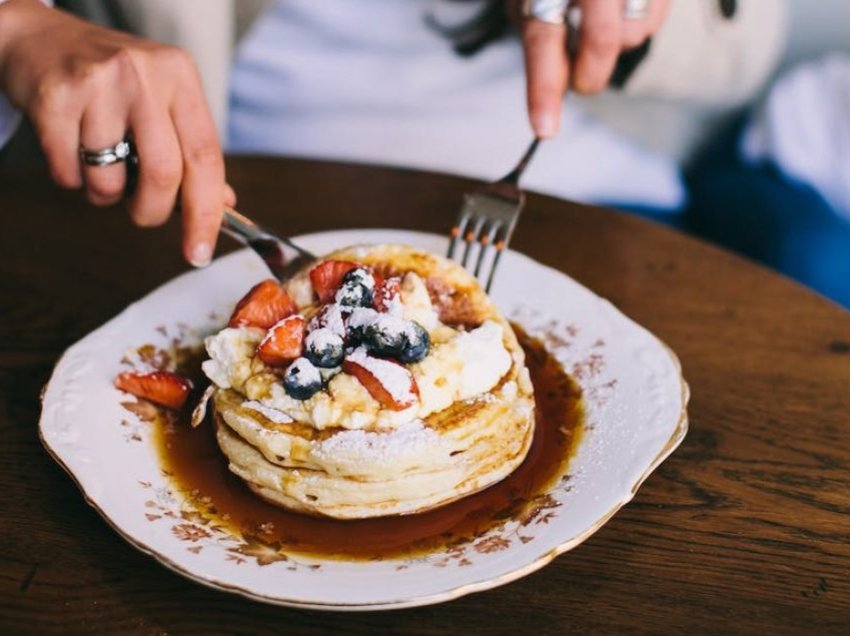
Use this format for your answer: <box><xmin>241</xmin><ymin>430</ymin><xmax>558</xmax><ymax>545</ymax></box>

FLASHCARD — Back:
<box><xmin>2</xmin><ymin>157</ymin><xmax>849</xmax><ymax>634</ymax></box>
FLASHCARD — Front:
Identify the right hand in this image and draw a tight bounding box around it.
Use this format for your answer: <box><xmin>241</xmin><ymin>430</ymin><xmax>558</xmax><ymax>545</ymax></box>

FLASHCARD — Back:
<box><xmin>0</xmin><ymin>0</ymin><xmax>235</xmax><ymax>266</ymax></box>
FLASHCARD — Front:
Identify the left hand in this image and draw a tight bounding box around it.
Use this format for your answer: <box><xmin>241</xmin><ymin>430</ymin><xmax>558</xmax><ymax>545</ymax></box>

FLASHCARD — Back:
<box><xmin>512</xmin><ymin>0</ymin><xmax>670</xmax><ymax>138</ymax></box>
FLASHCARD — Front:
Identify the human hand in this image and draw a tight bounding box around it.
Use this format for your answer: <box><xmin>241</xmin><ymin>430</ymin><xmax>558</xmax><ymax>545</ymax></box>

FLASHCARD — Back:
<box><xmin>0</xmin><ymin>0</ymin><xmax>235</xmax><ymax>266</ymax></box>
<box><xmin>514</xmin><ymin>0</ymin><xmax>670</xmax><ymax>138</ymax></box>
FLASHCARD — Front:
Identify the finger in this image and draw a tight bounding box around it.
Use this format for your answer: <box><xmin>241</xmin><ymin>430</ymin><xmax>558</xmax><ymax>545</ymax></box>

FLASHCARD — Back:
<box><xmin>621</xmin><ymin>0</ymin><xmax>669</xmax><ymax>48</ymax></box>
<box><xmin>224</xmin><ymin>183</ymin><xmax>237</xmax><ymax>207</ymax></box>
<box><xmin>30</xmin><ymin>85</ymin><xmax>83</xmax><ymax>189</ymax></box>
<box><xmin>126</xmin><ymin>102</ymin><xmax>183</xmax><ymax>228</ymax></box>
<box><xmin>79</xmin><ymin>98</ymin><xmax>129</xmax><ymax>206</ymax></box>
<box><xmin>574</xmin><ymin>0</ymin><xmax>622</xmax><ymax>94</ymax></box>
<box><xmin>169</xmin><ymin>54</ymin><xmax>225</xmax><ymax>267</ymax></box>
<box><xmin>521</xmin><ymin>19</ymin><xmax>569</xmax><ymax>138</ymax></box>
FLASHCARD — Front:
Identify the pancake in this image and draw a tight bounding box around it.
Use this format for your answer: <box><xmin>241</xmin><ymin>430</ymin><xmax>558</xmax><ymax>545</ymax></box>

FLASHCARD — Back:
<box><xmin>204</xmin><ymin>244</ymin><xmax>535</xmax><ymax>519</ymax></box>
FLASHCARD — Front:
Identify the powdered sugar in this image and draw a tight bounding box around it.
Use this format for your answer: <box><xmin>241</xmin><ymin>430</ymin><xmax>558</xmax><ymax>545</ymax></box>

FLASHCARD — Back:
<box><xmin>347</xmin><ymin>346</ymin><xmax>418</xmax><ymax>405</ymax></box>
<box><xmin>305</xmin><ymin>327</ymin><xmax>342</xmax><ymax>351</ymax></box>
<box><xmin>312</xmin><ymin>419</ymin><xmax>443</xmax><ymax>467</ymax></box>
<box><xmin>309</xmin><ymin>303</ymin><xmax>346</xmax><ymax>337</ymax></box>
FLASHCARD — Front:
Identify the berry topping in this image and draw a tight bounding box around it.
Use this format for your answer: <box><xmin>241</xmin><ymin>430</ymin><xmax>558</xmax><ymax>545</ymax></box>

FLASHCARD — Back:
<box><xmin>373</xmin><ymin>276</ymin><xmax>402</xmax><ymax>312</ymax></box>
<box><xmin>303</xmin><ymin>327</ymin><xmax>345</xmax><ymax>368</ymax></box>
<box><xmin>308</xmin><ymin>303</ymin><xmax>346</xmax><ymax>338</ymax></box>
<box><xmin>364</xmin><ymin>314</ymin><xmax>410</xmax><ymax>357</ymax></box>
<box><xmin>345</xmin><ymin>307</ymin><xmax>380</xmax><ymax>347</ymax></box>
<box><xmin>335</xmin><ymin>280</ymin><xmax>373</xmax><ymax>310</ymax></box>
<box><xmin>282</xmin><ymin>357</ymin><xmax>323</xmax><ymax>400</ymax></box>
<box><xmin>341</xmin><ymin>267</ymin><xmax>376</xmax><ymax>291</ymax></box>
<box><xmin>115</xmin><ymin>371</ymin><xmax>193</xmax><ymax>410</ymax></box>
<box><xmin>309</xmin><ymin>260</ymin><xmax>359</xmax><ymax>303</ymax></box>
<box><xmin>229</xmin><ymin>279</ymin><xmax>297</xmax><ymax>329</ymax></box>
<box><xmin>398</xmin><ymin>321</ymin><xmax>431</xmax><ymax>363</ymax></box>
<box><xmin>343</xmin><ymin>349</ymin><xmax>419</xmax><ymax>410</ymax></box>
<box><xmin>256</xmin><ymin>315</ymin><xmax>305</xmax><ymax>366</ymax></box>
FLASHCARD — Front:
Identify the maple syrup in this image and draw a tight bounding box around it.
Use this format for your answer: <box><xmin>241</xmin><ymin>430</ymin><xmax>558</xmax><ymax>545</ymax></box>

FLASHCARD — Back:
<box><xmin>155</xmin><ymin>325</ymin><xmax>584</xmax><ymax>560</ymax></box>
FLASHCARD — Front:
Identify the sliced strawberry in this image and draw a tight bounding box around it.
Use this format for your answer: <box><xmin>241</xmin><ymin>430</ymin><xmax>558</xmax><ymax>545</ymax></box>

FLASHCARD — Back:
<box><xmin>115</xmin><ymin>371</ymin><xmax>193</xmax><ymax>410</ymax></box>
<box><xmin>309</xmin><ymin>260</ymin><xmax>359</xmax><ymax>303</ymax></box>
<box><xmin>343</xmin><ymin>354</ymin><xmax>419</xmax><ymax>411</ymax></box>
<box><xmin>373</xmin><ymin>276</ymin><xmax>402</xmax><ymax>312</ymax></box>
<box><xmin>229</xmin><ymin>279</ymin><xmax>297</xmax><ymax>329</ymax></box>
<box><xmin>256</xmin><ymin>315</ymin><xmax>305</xmax><ymax>366</ymax></box>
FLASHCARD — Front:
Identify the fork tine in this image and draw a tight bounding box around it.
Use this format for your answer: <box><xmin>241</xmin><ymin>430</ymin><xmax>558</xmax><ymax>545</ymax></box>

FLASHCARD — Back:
<box><xmin>460</xmin><ymin>215</ymin><xmax>485</xmax><ymax>268</ymax></box>
<box><xmin>447</xmin><ymin>208</ymin><xmax>471</xmax><ymax>259</ymax></box>
<box><xmin>473</xmin><ymin>220</ymin><xmax>502</xmax><ymax>278</ymax></box>
<box><xmin>484</xmin><ymin>227</ymin><xmax>509</xmax><ymax>293</ymax></box>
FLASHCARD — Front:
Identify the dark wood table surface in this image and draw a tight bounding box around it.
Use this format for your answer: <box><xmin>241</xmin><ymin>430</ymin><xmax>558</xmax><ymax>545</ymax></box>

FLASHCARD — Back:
<box><xmin>2</xmin><ymin>157</ymin><xmax>849</xmax><ymax>634</ymax></box>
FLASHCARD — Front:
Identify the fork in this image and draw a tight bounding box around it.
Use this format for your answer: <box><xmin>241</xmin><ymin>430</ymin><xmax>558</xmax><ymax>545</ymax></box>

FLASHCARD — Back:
<box><xmin>447</xmin><ymin>138</ymin><xmax>540</xmax><ymax>292</ymax></box>
<box><xmin>220</xmin><ymin>207</ymin><xmax>316</xmax><ymax>281</ymax></box>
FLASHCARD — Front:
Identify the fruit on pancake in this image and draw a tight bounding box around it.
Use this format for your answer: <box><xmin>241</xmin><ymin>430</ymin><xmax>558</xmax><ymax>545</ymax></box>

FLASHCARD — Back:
<box><xmin>397</xmin><ymin>321</ymin><xmax>430</xmax><ymax>363</ymax></box>
<box><xmin>343</xmin><ymin>349</ymin><xmax>419</xmax><ymax>411</ymax></box>
<box><xmin>229</xmin><ymin>279</ymin><xmax>297</xmax><ymax>329</ymax></box>
<box><xmin>309</xmin><ymin>260</ymin><xmax>359</xmax><ymax>303</ymax></box>
<box><xmin>283</xmin><ymin>357</ymin><xmax>323</xmax><ymax>400</ymax></box>
<box><xmin>303</xmin><ymin>328</ymin><xmax>345</xmax><ymax>368</ymax></box>
<box><xmin>373</xmin><ymin>275</ymin><xmax>401</xmax><ymax>312</ymax></box>
<box><xmin>256</xmin><ymin>315</ymin><xmax>305</xmax><ymax>366</ymax></box>
<box><xmin>335</xmin><ymin>267</ymin><xmax>375</xmax><ymax>310</ymax></box>
<box><xmin>115</xmin><ymin>370</ymin><xmax>193</xmax><ymax>409</ymax></box>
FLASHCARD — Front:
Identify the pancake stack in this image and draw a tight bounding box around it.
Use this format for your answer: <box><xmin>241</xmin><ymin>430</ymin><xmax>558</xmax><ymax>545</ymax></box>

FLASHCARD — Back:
<box><xmin>206</xmin><ymin>245</ymin><xmax>535</xmax><ymax>519</ymax></box>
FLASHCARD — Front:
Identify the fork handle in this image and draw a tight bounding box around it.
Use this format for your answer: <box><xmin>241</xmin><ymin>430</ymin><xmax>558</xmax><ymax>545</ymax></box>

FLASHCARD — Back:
<box><xmin>500</xmin><ymin>138</ymin><xmax>541</xmax><ymax>186</ymax></box>
<box><xmin>221</xmin><ymin>207</ymin><xmax>313</xmax><ymax>258</ymax></box>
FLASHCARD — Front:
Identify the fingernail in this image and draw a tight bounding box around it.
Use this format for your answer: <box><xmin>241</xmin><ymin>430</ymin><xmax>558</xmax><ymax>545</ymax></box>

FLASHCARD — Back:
<box><xmin>532</xmin><ymin>112</ymin><xmax>558</xmax><ymax>138</ymax></box>
<box><xmin>189</xmin><ymin>242</ymin><xmax>213</xmax><ymax>268</ymax></box>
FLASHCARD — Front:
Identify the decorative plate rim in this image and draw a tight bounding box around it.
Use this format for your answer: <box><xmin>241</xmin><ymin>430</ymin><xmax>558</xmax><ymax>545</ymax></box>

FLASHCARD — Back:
<box><xmin>38</xmin><ymin>229</ymin><xmax>690</xmax><ymax>611</ymax></box>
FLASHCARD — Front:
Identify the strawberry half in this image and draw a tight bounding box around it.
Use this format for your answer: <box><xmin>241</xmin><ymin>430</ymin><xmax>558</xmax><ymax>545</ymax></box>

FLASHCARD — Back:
<box><xmin>229</xmin><ymin>279</ymin><xmax>297</xmax><ymax>329</ymax></box>
<box><xmin>343</xmin><ymin>354</ymin><xmax>419</xmax><ymax>411</ymax></box>
<box><xmin>115</xmin><ymin>371</ymin><xmax>193</xmax><ymax>410</ymax></box>
<box><xmin>309</xmin><ymin>260</ymin><xmax>359</xmax><ymax>303</ymax></box>
<box><xmin>373</xmin><ymin>276</ymin><xmax>402</xmax><ymax>312</ymax></box>
<box><xmin>256</xmin><ymin>315</ymin><xmax>305</xmax><ymax>366</ymax></box>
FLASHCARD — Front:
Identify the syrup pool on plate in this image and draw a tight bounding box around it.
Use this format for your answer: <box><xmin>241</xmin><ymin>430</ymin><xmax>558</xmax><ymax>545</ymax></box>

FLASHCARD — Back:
<box><xmin>154</xmin><ymin>325</ymin><xmax>585</xmax><ymax>560</ymax></box>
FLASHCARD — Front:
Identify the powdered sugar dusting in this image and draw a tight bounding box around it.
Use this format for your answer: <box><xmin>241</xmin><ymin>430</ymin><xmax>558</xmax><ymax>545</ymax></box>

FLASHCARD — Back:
<box><xmin>312</xmin><ymin>420</ymin><xmax>443</xmax><ymax>467</ymax></box>
<box><xmin>347</xmin><ymin>347</ymin><xmax>417</xmax><ymax>404</ymax></box>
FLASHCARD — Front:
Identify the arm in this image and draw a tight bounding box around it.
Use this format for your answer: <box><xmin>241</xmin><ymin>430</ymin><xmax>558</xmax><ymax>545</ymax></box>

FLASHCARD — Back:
<box><xmin>0</xmin><ymin>0</ymin><xmax>234</xmax><ymax>266</ymax></box>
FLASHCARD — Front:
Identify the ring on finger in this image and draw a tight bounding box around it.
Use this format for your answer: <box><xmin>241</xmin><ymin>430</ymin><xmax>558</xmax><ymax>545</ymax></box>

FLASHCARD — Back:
<box><xmin>521</xmin><ymin>0</ymin><xmax>570</xmax><ymax>25</ymax></box>
<box><xmin>622</xmin><ymin>0</ymin><xmax>650</xmax><ymax>20</ymax></box>
<box><xmin>79</xmin><ymin>139</ymin><xmax>132</xmax><ymax>167</ymax></box>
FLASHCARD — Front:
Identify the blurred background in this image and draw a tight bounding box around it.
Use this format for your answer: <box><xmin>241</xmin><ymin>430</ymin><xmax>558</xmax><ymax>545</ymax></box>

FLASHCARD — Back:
<box><xmin>2</xmin><ymin>0</ymin><xmax>849</xmax><ymax>308</ymax></box>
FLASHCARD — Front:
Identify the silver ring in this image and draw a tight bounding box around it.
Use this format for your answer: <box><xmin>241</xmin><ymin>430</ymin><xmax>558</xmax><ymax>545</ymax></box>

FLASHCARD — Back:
<box><xmin>623</xmin><ymin>0</ymin><xmax>650</xmax><ymax>20</ymax></box>
<box><xmin>521</xmin><ymin>0</ymin><xmax>569</xmax><ymax>25</ymax></box>
<box><xmin>79</xmin><ymin>139</ymin><xmax>132</xmax><ymax>167</ymax></box>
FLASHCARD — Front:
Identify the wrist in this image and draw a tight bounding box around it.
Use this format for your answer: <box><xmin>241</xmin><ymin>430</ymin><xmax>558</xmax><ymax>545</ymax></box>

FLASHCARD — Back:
<box><xmin>0</xmin><ymin>0</ymin><xmax>50</xmax><ymax>64</ymax></box>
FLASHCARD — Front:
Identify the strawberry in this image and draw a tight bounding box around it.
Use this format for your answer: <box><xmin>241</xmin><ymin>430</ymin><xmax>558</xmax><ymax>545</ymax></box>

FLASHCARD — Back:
<box><xmin>256</xmin><ymin>315</ymin><xmax>305</xmax><ymax>366</ymax></box>
<box><xmin>343</xmin><ymin>354</ymin><xmax>419</xmax><ymax>411</ymax></box>
<box><xmin>114</xmin><ymin>371</ymin><xmax>193</xmax><ymax>410</ymax></box>
<box><xmin>373</xmin><ymin>275</ymin><xmax>402</xmax><ymax>312</ymax></box>
<box><xmin>229</xmin><ymin>279</ymin><xmax>297</xmax><ymax>329</ymax></box>
<box><xmin>309</xmin><ymin>260</ymin><xmax>359</xmax><ymax>303</ymax></box>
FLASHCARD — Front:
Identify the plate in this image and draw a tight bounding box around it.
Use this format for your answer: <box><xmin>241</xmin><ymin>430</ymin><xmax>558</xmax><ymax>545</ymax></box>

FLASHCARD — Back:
<box><xmin>39</xmin><ymin>229</ymin><xmax>689</xmax><ymax>610</ymax></box>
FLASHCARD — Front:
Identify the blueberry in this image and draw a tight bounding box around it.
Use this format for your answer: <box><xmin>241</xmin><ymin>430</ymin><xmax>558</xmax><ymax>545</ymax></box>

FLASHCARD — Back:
<box><xmin>282</xmin><ymin>358</ymin><xmax>323</xmax><ymax>400</ymax></box>
<box><xmin>335</xmin><ymin>282</ymin><xmax>372</xmax><ymax>310</ymax></box>
<box><xmin>304</xmin><ymin>328</ymin><xmax>345</xmax><ymax>368</ymax></box>
<box><xmin>364</xmin><ymin>315</ymin><xmax>409</xmax><ymax>357</ymax></box>
<box><xmin>398</xmin><ymin>321</ymin><xmax>430</xmax><ymax>363</ymax></box>
<box><xmin>336</xmin><ymin>268</ymin><xmax>375</xmax><ymax>309</ymax></box>
<box><xmin>342</xmin><ymin>267</ymin><xmax>375</xmax><ymax>291</ymax></box>
<box><xmin>345</xmin><ymin>307</ymin><xmax>379</xmax><ymax>346</ymax></box>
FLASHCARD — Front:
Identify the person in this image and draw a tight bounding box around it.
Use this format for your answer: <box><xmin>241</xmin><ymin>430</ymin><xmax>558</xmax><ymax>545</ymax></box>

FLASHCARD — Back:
<box><xmin>0</xmin><ymin>0</ymin><xmax>673</xmax><ymax>262</ymax></box>
<box><xmin>1</xmin><ymin>0</ymin><xmax>777</xmax><ymax>260</ymax></box>
<box><xmin>0</xmin><ymin>0</ymin><xmax>232</xmax><ymax>267</ymax></box>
